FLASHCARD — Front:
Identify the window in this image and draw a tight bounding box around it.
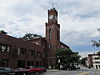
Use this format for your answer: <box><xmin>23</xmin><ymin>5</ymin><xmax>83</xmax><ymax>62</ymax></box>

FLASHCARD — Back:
<box><xmin>17</xmin><ymin>60</ymin><xmax>25</xmax><ymax>68</ymax></box>
<box><xmin>0</xmin><ymin>59</ymin><xmax>9</xmax><ymax>67</ymax></box>
<box><xmin>39</xmin><ymin>62</ymin><xmax>42</xmax><ymax>67</ymax></box>
<box><xmin>49</xmin><ymin>28</ymin><xmax>52</xmax><ymax>40</ymax></box>
<box><xmin>2</xmin><ymin>45</ymin><xmax>6</xmax><ymax>51</ymax></box>
<box><xmin>57</xmin><ymin>30</ymin><xmax>59</xmax><ymax>40</ymax></box>
<box><xmin>29</xmin><ymin>50</ymin><xmax>35</xmax><ymax>56</ymax></box>
<box><xmin>0</xmin><ymin>44</ymin><xmax>2</xmax><ymax>50</ymax></box>
<box><xmin>17</xmin><ymin>48</ymin><xmax>26</xmax><ymax>55</ymax></box>
<box><xmin>27</xmin><ymin>61</ymin><xmax>34</xmax><ymax>66</ymax></box>
<box><xmin>49</xmin><ymin>44</ymin><xmax>51</xmax><ymax>48</ymax></box>
<box><xmin>28</xmin><ymin>50</ymin><xmax>35</xmax><ymax>56</ymax></box>
<box><xmin>17</xmin><ymin>48</ymin><xmax>20</xmax><ymax>55</ymax></box>
<box><xmin>0</xmin><ymin>44</ymin><xmax>11</xmax><ymax>52</ymax></box>
<box><xmin>35</xmin><ymin>61</ymin><xmax>42</xmax><ymax>67</ymax></box>
<box><xmin>7</xmin><ymin>46</ymin><xmax>10</xmax><ymax>52</ymax></box>
<box><xmin>36</xmin><ymin>42</ymin><xmax>39</xmax><ymax>45</ymax></box>
<box><xmin>94</xmin><ymin>61</ymin><xmax>100</xmax><ymax>63</ymax></box>
<box><xmin>35</xmin><ymin>62</ymin><xmax>39</xmax><ymax>67</ymax></box>
<box><xmin>38</xmin><ymin>52</ymin><xmax>42</xmax><ymax>57</ymax></box>
<box><xmin>20</xmin><ymin>48</ymin><xmax>26</xmax><ymax>55</ymax></box>
<box><xmin>36</xmin><ymin>51</ymin><xmax>42</xmax><ymax>57</ymax></box>
<box><xmin>95</xmin><ymin>57</ymin><xmax>100</xmax><ymax>60</ymax></box>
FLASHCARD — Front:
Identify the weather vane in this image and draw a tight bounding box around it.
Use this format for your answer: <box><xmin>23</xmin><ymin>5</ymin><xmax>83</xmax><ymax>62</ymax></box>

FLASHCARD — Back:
<box><xmin>52</xmin><ymin>2</ymin><xmax>54</xmax><ymax>8</ymax></box>
<box><xmin>51</xmin><ymin>1</ymin><xmax>54</xmax><ymax>8</ymax></box>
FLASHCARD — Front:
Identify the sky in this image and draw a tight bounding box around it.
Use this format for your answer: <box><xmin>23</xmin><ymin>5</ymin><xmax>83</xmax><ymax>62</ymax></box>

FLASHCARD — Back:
<box><xmin>0</xmin><ymin>0</ymin><xmax>100</xmax><ymax>58</ymax></box>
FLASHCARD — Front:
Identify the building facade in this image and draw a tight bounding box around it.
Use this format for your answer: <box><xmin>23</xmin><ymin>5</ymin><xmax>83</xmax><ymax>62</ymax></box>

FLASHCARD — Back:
<box><xmin>87</xmin><ymin>53</ymin><xmax>100</xmax><ymax>69</ymax></box>
<box><xmin>86</xmin><ymin>54</ymin><xmax>93</xmax><ymax>68</ymax></box>
<box><xmin>0</xmin><ymin>8</ymin><xmax>70</xmax><ymax>69</ymax></box>
<box><xmin>92</xmin><ymin>54</ymin><xmax>100</xmax><ymax>69</ymax></box>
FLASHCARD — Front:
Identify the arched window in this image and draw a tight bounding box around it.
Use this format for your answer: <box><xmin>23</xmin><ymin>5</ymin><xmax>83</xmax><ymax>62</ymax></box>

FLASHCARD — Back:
<box><xmin>57</xmin><ymin>30</ymin><xmax>59</xmax><ymax>40</ymax></box>
<box><xmin>49</xmin><ymin>28</ymin><xmax>52</xmax><ymax>40</ymax></box>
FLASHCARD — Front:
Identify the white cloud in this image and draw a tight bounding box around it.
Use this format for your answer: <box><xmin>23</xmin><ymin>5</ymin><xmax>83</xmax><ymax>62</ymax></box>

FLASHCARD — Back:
<box><xmin>0</xmin><ymin>0</ymin><xmax>100</xmax><ymax>55</ymax></box>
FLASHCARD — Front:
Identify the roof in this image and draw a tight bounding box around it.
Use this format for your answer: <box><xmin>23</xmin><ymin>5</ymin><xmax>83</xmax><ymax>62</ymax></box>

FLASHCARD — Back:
<box><xmin>0</xmin><ymin>33</ymin><xmax>43</xmax><ymax>51</ymax></box>
<box><xmin>28</xmin><ymin>37</ymin><xmax>45</xmax><ymax>41</ymax></box>
<box><xmin>88</xmin><ymin>53</ymin><xmax>98</xmax><ymax>56</ymax></box>
<box><xmin>60</xmin><ymin>42</ymin><xmax>70</xmax><ymax>49</ymax></box>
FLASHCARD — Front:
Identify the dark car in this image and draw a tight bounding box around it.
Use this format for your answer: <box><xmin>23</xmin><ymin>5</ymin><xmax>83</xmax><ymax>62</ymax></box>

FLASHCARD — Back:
<box><xmin>0</xmin><ymin>67</ymin><xmax>15</xmax><ymax>75</ymax></box>
<box><xmin>14</xmin><ymin>68</ymin><xmax>29</xmax><ymax>75</ymax></box>
<box><xmin>70</xmin><ymin>66</ymin><xmax>80</xmax><ymax>70</ymax></box>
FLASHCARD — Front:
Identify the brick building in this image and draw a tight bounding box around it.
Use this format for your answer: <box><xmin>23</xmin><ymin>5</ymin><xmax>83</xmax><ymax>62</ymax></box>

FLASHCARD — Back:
<box><xmin>0</xmin><ymin>8</ymin><xmax>70</xmax><ymax>69</ymax></box>
<box><xmin>86</xmin><ymin>54</ymin><xmax>93</xmax><ymax>68</ymax></box>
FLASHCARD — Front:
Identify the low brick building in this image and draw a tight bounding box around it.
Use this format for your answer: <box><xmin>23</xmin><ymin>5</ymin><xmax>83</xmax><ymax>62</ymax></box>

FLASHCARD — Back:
<box><xmin>0</xmin><ymin>33</ymin><xmax>44</xmax><ymax>68</ymax></box>
<box><xmin>0</xmin><ymin>8</ymin><xmax>70</xmax><ymax>69</ymax></box>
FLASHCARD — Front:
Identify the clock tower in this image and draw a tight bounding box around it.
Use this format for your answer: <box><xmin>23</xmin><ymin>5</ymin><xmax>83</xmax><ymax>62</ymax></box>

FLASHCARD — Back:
<box><xmin>45</xmin><ymin>8</ymin><xmax>60</xmax><ymax>68</ymax></box>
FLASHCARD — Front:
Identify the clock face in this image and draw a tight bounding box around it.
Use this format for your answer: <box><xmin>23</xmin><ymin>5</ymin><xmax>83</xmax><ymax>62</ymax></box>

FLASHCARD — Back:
<box><xmin>49</xmin><ymin>15</ymin><xmax>54</xmax><ymax>20</ymax></box>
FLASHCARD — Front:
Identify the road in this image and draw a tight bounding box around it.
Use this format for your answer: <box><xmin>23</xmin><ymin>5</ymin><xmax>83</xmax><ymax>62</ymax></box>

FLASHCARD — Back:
<box><xmin>40</xmin><ymin>67</ymin><xmax>100</xmax><ymax>75</ymax></box>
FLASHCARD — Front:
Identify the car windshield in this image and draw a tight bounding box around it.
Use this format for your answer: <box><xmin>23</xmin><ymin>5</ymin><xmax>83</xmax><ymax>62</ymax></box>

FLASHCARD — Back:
<box><xmin>36</xmin><ymin>67</ymin><xmax>46</xmax><ymax>69</ymax></box>
<box><xmin>15</xmin><ymin>68</ymin><xmax>26</xmax><ymax>71</ymax></box>
<box><xmin>26</xmin><ymin>66</ymin><xmax>35</xmax><ymax>69</ymax></box>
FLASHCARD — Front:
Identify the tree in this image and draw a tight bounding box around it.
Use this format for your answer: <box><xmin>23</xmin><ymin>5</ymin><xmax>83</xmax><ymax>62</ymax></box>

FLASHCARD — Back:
<box><xmin>91</xmin><ymin>40</ymin><xmax>100</xmax><ymax>47</ymax></box>
<box><xmin>20</xmin><ymin>33</ymin><xmax>42</xmax><ymax>40</ymax></box>
<box><xmin>70</xmin><ymin>52</ymin><xmax>81</xmax><ymax>64</ymax></box>
<box><xmin>56</xmin><ymin>48</ymin><xmax>81</xmax><ymax>70</ymax></box>
<box><xmin>80</xmin><ymin>57</ymin><xmax>87</xmax><ymax>66</ymax></box>
<box><xmin>0</xmin><ymin>30</ymin><xmax>7</xmax><ymax>34</ymax></box>
<box><xmin>92</xmin><ymin>28</ymin><xmax>100</xmax><ymax>47</ymax></box>
<box><xmin>97</xmin><ymin>51</ymin><xmax>100</xmax><ymax>56</ymax></box>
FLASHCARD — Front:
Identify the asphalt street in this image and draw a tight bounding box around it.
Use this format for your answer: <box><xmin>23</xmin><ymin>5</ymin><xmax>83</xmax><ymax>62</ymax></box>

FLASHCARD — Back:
<box><xmin>41</xmin><ymin>71</ymin><xmax>100</xmax><ymax>75</ymax></box>
<box><xmin>40</xmin><ymin>67</ymin><xmax>100</xmax><ymax>75</ymax></box>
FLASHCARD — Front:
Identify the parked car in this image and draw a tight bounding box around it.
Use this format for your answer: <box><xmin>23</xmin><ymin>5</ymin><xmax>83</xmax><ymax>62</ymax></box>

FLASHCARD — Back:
<box><xmin>26</xmin><ymin>66</ymin><xmax>39</xmax><ymax>75</ymax></box>
<box><xmin>0</xmin><ymin>67</ymin><xmax>15</xmax><ymax>75</ymax></box>
<box><xmin>14</xmin><ymin>68</ymin><xmax>29</xmax><ymax>75</ymax></box>
<box><xmin>26</xmin><ymin>66</ymin><xmax>46</xmax><ymax>73</ymax></box>
<box><xmin>36</xmin><ymin>67</ymin><xmax>46</xmax><ymax>72</ymax></box>
<box><xmin>26</xmin><ymin>66</ymin><xmax>36</xmax><ymax>72</ymax></box>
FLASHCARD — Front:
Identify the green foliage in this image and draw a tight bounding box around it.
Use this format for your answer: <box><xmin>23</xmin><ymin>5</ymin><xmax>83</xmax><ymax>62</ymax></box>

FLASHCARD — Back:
<box><xmin>91</xmin><ymin>28</ymin><xmax>100</xmax><ymax>47</ymax></box>
<box><xmin>70</xmin><ymin>53</ymin><xmax>81</xmax><ymax>63</ymax></box>
<box><xmin>20</xmin><ymin>33</ymin><xmax>42</xmax><ymax>40</ymax></box>
<box><xmin>97</xmin><ymin>51</ymin><xmax>100</xmax><ymax>56</ymax></box>
<box><xmin>56</xmin><ymin>48</ymin><xmax>81</xmax><ymax>65</ymax></box>
<box><xmin>80</xmin><ymin>57</ymin><xmax>87</xmax><ymax>66</ymax></box>
<box><xmin>92</xmin><ymin>40</ymin><xmax>100</xmax><ymax>47</ymax></box>
<box><xmin>56</xmin><ymin>48</ymin><xmax>72</xmax><ymax>58</ymax></box>
<box><xmin>0</xmin><ymin>30</ymin><xmax>7</xmax><ymax>34</ymax></box>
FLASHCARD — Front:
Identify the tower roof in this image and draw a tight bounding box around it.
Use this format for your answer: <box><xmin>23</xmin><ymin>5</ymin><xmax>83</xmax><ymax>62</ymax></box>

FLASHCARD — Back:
<box><xmin>48</xmin><ymin>8</ymin><xmax>58</xmax><ymax>16</ymax></box>
<box><xmin>49</xmin><ymin>8</ymin><xmax>57</xmax><ymax>12</ymax></box>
